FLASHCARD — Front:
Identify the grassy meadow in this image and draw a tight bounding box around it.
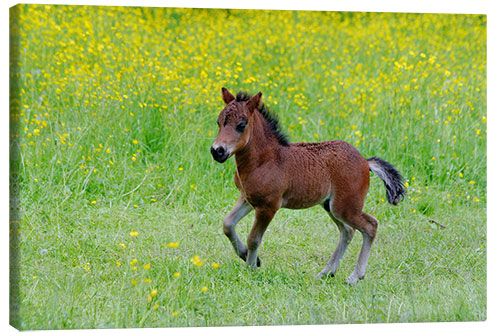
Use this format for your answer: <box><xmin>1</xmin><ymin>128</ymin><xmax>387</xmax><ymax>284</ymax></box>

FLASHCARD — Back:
<box><xmin>9</xmin><ymin>5</ymin><xmax>486</xmax><ymax>329</ymax></box>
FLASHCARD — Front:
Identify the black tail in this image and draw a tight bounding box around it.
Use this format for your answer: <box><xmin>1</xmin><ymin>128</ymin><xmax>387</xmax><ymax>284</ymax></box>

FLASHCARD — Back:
<box><xmin>367</xmin><ymin>157</ymin><xmax>405</xmax><ymax>205</ymax></box>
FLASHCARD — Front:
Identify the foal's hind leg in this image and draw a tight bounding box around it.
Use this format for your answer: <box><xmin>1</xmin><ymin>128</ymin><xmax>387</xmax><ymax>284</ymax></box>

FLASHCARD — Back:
<box><xmin>223</xmin><ymin>196</ymin><xmax>254</xmax><ymax>263</ymax></box>
<box><xmin>315</xmin><ymin>209</ymin><xmax>355</xmax><ymax>279</ymax></box>
<box><xmin>345</xmin><ymin>212</ymin><xmax>378</xmax><ymax>285</ymax></box>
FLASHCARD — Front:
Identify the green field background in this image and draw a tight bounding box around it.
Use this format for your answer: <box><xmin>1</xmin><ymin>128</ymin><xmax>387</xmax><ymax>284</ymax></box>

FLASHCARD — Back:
<box><xmin>10</xmin><ymin>5</ymin><xmax>486</xmax><ymax>329</ymax></box>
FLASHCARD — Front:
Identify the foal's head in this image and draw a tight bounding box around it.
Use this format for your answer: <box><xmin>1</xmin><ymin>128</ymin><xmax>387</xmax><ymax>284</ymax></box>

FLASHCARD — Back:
<box><xmin>211</xmin><ymin>87</ymin><xmax>261</xmax><ymax>163</ymax></box>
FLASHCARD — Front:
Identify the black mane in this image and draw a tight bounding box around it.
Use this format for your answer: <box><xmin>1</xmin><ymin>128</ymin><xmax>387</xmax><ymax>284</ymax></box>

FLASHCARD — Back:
<box><xmin>236</xmin><ymin>91</ymin><xmax>289</xmax><ymax>146</ymax></box>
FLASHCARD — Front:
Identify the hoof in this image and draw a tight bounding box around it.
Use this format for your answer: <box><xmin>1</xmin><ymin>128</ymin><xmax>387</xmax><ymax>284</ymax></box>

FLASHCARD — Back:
<box><xmin>315</xmin><ymin>271</ymin><xmax>334</xmax><ymax>279</ymax></box>
<box><xmin>345</xmin><ymin>277</ymin><xmax>357</xmax><ymax>286</ymax></box>
<box><xmin>245</xmin><ymin>257</ymin><xmax>261</xmax><ymax>268</ymax></box>
<box><xmin>345</xmin><ymin>274</ymin><xmax>363</xmax><ymax>286</ymax></box>
<box><xmin>240</xmin><ymin>251</ymin><xmax>260</xmax><ymax>266</ymax></box>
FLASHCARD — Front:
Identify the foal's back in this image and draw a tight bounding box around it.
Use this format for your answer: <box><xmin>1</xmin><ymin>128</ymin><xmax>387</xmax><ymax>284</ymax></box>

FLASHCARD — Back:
<box><xmin>281</xmin><ymin>140</ymin><xmax>370</xmax><ymax>210</ymax></box>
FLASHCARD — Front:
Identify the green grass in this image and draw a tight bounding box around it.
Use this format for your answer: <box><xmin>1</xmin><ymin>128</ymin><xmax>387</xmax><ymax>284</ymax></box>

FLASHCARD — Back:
<box><xmin>12</xmin><ymin>198</ymin><xmax>485</xmax><ymax>328</ymax></box>
<box><xmin>10</xmin><ymin>5</ymin><xmax>486</xmax><ymax>329</ymax></box>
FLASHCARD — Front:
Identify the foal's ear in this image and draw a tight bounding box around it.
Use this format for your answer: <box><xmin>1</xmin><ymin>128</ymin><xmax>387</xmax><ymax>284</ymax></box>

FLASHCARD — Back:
<box><xmin>222</xmin><ymin>87</ymin><xmax>235</xmax><ymax>104</ymax></box>
<box><xmin>246</xmin><ymin>92</ymin><xmax>262</xmax><ymax>112</ymax></box>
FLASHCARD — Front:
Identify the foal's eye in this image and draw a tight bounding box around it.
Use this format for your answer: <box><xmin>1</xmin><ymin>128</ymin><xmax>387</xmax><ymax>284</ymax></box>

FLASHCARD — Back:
<box><xmin>236</xmin><ymin>121</ymin><xmax>247</xmax><ymax>132</ymax></box>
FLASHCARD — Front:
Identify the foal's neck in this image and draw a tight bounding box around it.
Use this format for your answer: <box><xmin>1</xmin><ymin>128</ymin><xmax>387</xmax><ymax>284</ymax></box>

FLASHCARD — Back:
<box><xmin>235</xmin><ymin>111</ymin><xmax>281</xmax><ymax>172</ymax></box>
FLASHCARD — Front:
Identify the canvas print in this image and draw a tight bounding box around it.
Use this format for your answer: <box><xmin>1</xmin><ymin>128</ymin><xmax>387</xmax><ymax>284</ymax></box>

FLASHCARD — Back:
<box><xmin>9</xmin><ymin>4</ymin><xmax>486</xmax><ymax>330</ymax></box>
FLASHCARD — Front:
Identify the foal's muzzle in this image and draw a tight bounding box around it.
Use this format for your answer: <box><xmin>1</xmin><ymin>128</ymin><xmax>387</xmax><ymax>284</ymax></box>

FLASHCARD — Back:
<box><xmin>211</xmin><ymin>146</ymin><xmax>230</xmax><ymax>163</ymax></box>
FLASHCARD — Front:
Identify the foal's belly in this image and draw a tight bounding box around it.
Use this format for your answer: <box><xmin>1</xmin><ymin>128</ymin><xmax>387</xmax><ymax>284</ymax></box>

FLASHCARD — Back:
<box><xmin>280</xmin><ymin>155</ymin><xmax>332</xmax><ymax>209</ymax></box>
<box><xmin>281</xmin><ymin>196</ymin><xmax>329</xmax><ymax>209</ymax></box>
<box><xmin>281</xmin><ymin>184</ymin><xmax>331</xmax><ymax>209</ymax></box>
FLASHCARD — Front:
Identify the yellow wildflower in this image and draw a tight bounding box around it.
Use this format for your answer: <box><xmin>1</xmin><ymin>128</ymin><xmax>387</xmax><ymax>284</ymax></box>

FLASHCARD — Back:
<box><xmin>190</xmin><ymin>255</ymin><xmax>204</xmax><ymax>267</ymax></box>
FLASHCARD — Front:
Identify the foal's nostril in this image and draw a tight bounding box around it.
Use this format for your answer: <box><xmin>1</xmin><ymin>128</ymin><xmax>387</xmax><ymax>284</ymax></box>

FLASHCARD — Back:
<box><xmin>210</xmin><ymin>146</ymin><xmax>218</xmax><ymax>159</ymax></box>
<box><xmin>211</xmin><ymin>146</ymin><xmax>226</xmax><ymax>160</ymax></box>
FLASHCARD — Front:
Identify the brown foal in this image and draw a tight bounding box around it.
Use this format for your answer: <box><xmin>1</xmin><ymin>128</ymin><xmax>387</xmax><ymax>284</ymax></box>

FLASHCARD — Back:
<box><xmin>211</xmin><ymin>88</ymin><xmax>405</xmax><ymax>285</ymax></box>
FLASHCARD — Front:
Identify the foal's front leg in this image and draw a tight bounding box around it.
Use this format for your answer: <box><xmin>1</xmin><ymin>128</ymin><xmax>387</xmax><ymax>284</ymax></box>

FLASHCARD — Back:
<box><xmin>246</xmin><ymin>206</ymin><xmax>277</xmax><ymax>267</ymax></box>
<box><xmin>223</xmin><ymin>196</ymin><xmax>253</xmax><ymax>262</ymax></box>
